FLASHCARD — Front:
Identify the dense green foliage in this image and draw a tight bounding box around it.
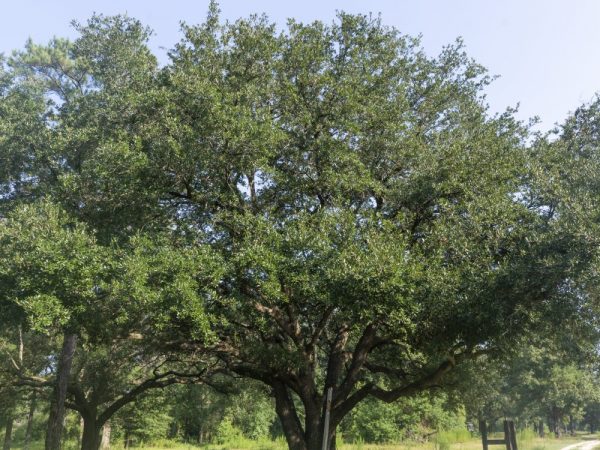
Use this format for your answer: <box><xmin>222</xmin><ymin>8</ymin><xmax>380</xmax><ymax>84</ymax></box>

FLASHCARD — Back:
<box><xmin>1</xmin><ymin>3</ymin><xmax>600</xmax><ymax>450</ymax></box>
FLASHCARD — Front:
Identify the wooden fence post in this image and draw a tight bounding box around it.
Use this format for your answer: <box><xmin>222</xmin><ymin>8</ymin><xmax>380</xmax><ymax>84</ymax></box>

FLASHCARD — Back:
<box><xmin>503</xmin><ymin>421</ymin><xmax>511</xmax><ymax>450</ymax></box>
<box><xmin>480</xmin><ymin>419</ymin><xmax>518</xmax><ymax>450</ymax></box>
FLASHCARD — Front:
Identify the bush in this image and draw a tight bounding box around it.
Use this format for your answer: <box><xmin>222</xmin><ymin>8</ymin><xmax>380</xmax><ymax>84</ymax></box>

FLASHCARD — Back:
<box><xmin>215</xmin><ymin>416</ymin><xmax>244</xmax><ymax>445</ymax></box>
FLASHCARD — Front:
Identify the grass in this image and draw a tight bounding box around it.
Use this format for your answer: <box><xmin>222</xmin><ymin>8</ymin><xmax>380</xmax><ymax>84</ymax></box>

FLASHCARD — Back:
<box><xmin>338</xmin><ymin>434</ymin><xmax>592</xmax><ymax>450</ymax></box>
<box><xmin>10</xmin><ymin>434</ymin><xmax>595</xmax><ymax>450</ymax></box>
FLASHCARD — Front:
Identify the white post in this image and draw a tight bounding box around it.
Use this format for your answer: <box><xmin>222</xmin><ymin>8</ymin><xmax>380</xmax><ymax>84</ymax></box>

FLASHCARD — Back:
<box><xmin>322</xmin><ymin>387</ymin><xmax>333</xmax><ymax>450</ymax></box>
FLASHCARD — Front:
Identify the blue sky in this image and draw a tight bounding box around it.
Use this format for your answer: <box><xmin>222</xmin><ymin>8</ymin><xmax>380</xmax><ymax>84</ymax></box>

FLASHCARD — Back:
<box><xmin>1</xmin><ymin>0</ymin><xmax>599</xmax><ymax>130</ymax></box>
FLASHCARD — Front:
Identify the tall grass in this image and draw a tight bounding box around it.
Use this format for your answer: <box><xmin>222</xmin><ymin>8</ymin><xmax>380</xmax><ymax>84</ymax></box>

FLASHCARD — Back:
<box><xmin>434</xmin><ymin>429</ymin><xmax>474</xmax><ymax>450</ymax></box>
<box><xmin>11</xmin><ymin>429</ymin><xmax>589</xmax><ymax>450</ymax></box>
<box><xmin>518</xmin><ymin>428</ymin><xmax>538</xmax><ymax>446</ymax></box>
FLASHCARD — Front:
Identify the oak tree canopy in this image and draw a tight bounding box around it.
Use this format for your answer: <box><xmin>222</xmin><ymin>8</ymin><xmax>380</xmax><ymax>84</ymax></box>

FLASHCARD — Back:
<box><xmin>0</xmin><ymin>3</ymin><xmax>598</xmax><ymax>450</ymax></box>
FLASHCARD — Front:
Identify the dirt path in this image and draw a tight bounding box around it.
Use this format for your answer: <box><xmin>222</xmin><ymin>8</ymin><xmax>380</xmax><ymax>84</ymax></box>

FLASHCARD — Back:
<box><xmin>561</xmin><ymin>440</ymin><xmax>600</xmax><ymax>450</ymax></box>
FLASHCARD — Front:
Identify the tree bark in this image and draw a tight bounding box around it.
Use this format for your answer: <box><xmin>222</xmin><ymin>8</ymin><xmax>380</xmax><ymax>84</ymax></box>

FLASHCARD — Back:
<box><xmin>81</xmin><ymin>415</ymin><xmax>101</xmax><ymax>450</ymax></box>
<box><xmin>569</xmin><ymin>415</ymin><xmax>575</xmax><ymax>436</ymax></box>
<box><xmin>304</xmin><ymin>398</ymin><xmax>321</xmax><ymax>450</ymax></box>
<box><xmin>100</xmin><ymin>422</ymin><xmax>111</xmax><ymax>450</ymax></box>
<box><xmin>273</xmin><ymin>381</ymin><xmax>307</xmax><ymax>450</ymax></box>
<box><xmin>2</xmin><ymin>416</ymin><xmax>13</xmax><ymax>450</ymax></box>
<box><xmin>23</xmin><ymin>393</ymin><xmax>37</xmax><ymax>450</ymax></box>
<box><xmin>272</xmin><ymin>381</ymin><xmax>345</xmax><ymax>450</ymax></box>
<box><xmin>538</xmin><ymin>420</ymin><xmax>544</xmax><ymax>438</ymax></box>
<box><xmin>77</xmin><ymin>417</ymin><xmax>84</xmax><ymax>450</ymax></box>
<box><xmin>45</xmin><ymin>332</ymin><xmax>78</xmax><ymax>450</ymax></box>
<box><xmin>552</xmin><ymin>407</ymin><xmax>561</xmax><ymax>438</ymax></box>
<box><xmin>327</xmin><ymin>428</ymin><xmax>337</xmax><ymax>450</ymax></box>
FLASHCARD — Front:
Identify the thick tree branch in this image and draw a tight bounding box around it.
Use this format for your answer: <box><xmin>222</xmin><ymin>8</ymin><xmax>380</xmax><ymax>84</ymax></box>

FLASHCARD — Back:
<box><xmin>364</xmin><ymin>362</ymin><xmax>408</xmax><ymax>379</ymax></box>
<box><xmin>333</xmin><ymin>356</ymin><xmax>457</xmax><ymax>424</ymax></box>
<box><xmin>253</xmin><ymin>301</ymin><xmax>302</xmax><ymax>346</ymax></box>
<box><xmin>333</xmin><ymin>324</ymin><xmax>379</xmax><ymax>405</ymax></box>
<box><xmin>307</xmin><ymin>305</ymin><xmax>335</xmax><ymax>351</ymax></box>
<box><xmin>370</xmin><ymin>356</ymin><xmax>456</xmax><ymax>402</ymax></box>
<box><xmin>97</xmin><ymin>369</ymin><xmax>206</xmax><ymax>426</ymax></box>
<box><xmin>324</xmin><ymin>325</ymin><xmax>350</xmax><ymax>391</ymax></box>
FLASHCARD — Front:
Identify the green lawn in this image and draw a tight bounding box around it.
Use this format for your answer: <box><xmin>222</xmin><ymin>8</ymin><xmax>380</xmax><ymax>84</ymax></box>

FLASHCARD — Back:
<box><xmin>10</xmin><ymin>434</ymin><xmax>595</xmax><ymax>450</ymax></box>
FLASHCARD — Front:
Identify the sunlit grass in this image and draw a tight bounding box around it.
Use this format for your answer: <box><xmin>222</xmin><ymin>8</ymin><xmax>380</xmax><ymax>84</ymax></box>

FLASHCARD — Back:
<box><xmin>10</xmin><ymin>434</ymin><xmax>593</xmax><ymax>450</ymax></box>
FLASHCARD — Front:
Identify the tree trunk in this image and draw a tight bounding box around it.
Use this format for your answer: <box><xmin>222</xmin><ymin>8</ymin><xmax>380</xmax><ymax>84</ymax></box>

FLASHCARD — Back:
<box><xmin>100</xmin><ymin>422</ymin><xmax>111</xmax><ymax>450</ymax></box>
<box><xmin>24</xmin><ymin>393</ymin><xmax>37</xmax><ymax>450</ymax></box>
<box><xmin>273</xmin><ymin>382</ymin><xmax>307</xmax><ymax>450</ymax></box>
<box><xmin>81</xmin><ymin>416</ymin><xmax>101</xmax><ymax>450</ymax></box>
<box><xmin>77</xmin><ymin>417</ymin><xmax>84</xmax><ymax>450</ymax></box>
<box><xmin>301</xmin><ymin>418</ymin><xmax>337</xmax><ymax>450</ymax></box>
<box><xmin>304</xmin><ymin>402</ymin><xmax>321</xmax><ymax>450</ymax></box>
<box><xmin>272</xmin><ymin>381</ymin><xmax>345</xmax><ymax>450</ymax></box>
<box><xmin>2</xmin><ymin>416</ymin><xmax>13</xmax><ymax>450</ymax></box>
<box><xmin>538</xmin><ymin>420</ymin><xmax>544</xmax><ymax>438</ymax></box>
<box><xmin>569</xmin><ymin>415</ymin><xmax>575</xmax><ymax>436</ymax></box>
<box><xmin>552</xmin><ymin>407</ymin><xmax>561</xmax><ymax>438</ymax></box>
<box><xmin>328</xmin><ymin>429</ymin><xmax>337</xmax><ymax>450</ymax></box>
<box><xmin>45</xmin><ymin>333</ymin><xmax>78</xmax><ymax>450</ymax></box>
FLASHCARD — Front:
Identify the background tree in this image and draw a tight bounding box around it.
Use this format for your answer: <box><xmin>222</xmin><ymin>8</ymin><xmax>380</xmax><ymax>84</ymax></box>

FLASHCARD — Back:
<box><xmin>0</xmin><ymin>200</ymin><xmax>223</xmax><ymax>450</ymax></box>
<box><xmin>0</xmin><ymin>201</ymin><xmax>108</xmax><ymax>450</ymax></box>
<box><xmin>0</xmin><ymin>14</ymin><xmax>173</xmax><ymax>450</ymax></box>
<box><xmin>454</xmin><ymin>330</ymin><xmax>600</xmax><ymax>437</ymax></box>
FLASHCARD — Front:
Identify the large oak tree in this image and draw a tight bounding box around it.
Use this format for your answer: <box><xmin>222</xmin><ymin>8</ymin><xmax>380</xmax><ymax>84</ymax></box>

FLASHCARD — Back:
<box><xmin>0</xmin><ymin>4</ymin><xmax>598</xmax><ymax>450</ymax></box>
<box><xmin>154</xmin><ymin>5</ymin><xmax>596</xmax><ymax>450</ymax></box>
